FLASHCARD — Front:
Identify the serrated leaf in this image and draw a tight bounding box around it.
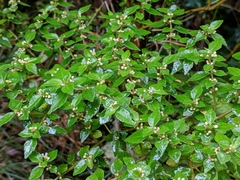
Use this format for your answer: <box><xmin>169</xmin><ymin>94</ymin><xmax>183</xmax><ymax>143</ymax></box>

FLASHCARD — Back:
<box><xmin>78</xmin><ymin>4</ymin><xmax>91</xmax><ymax>14</ymax></box>
<box><xmin>209</xmin><ymin>40</ymin><xmax>222</xmax><ymax>51</ymax></box>
<box><xmin>124</xmin><ymin>41</ymin><xmax>140</xmax><ymax>51</ymax></box>
<box><xmin>115</xmin><ymin>108</ymin><xmax>135</xmax><ymax>127</ymax></box>
<box><xmin>228</xmin><ymin>67</ymin><xmax>240</xmax><ymax>76</ymax></box>
<box><xmin>73</xmin><ymin>159</ymin><xmax>87</xmax><ymax>176</ymax></box>
<box><xmin>24</xmin><ymin>139</ymin><xmax>37</xmax><ymax>159</ymax></box>
<box><xmin>29</xmin><ymin>166</ymin><xmax>44</xmax><ymax>180</ymax></box>
<box><xmin>232</xmin><ymin>52</ymin><xmax>240</xmax><ymax>60</ymax></box>
<box><xmin>48</xmin><ymin>92</ymin><xmax>68</xmax><ymax>114</ymax></box>
<box><xmin>0</xmin><ymin>112</ymin><xmax>15</xmax><ymax>127</ymax></box>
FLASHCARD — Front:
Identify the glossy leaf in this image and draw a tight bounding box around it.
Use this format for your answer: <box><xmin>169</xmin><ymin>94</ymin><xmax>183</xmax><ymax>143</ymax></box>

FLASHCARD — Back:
<box><xmin>48</xmin><ymin>92</ymin><xmax>68</xmax><ymax>114</ymax></box>
<box><xmin>115</xmin><ymin>108</ymin><xmax>135</xmax><ymax>127</ymax></box>
<box><xmin>168</xmin><ymin>149</ymin><xmax>181</xmax><ymax>163</ymax></box>
<box><xmin>24</xmin><ymin>139</ymin><xmax>37</xmax><ymax>159</ymax></box>
<box><xmin>29</xmin><ymin>166</ymin><xmax>44</xmax><ymax>180</ymax></box>
<box><xmin>111</xmin><ymin>159</ymin><xmax>123</xmax><ymax>174</ymax></box>
<box><xmin>0</xmin><ymin>112</ymin><xmax>15</xmax><ymax>127</ymax></box>
<box><xmin>73</xmin><ymin>159</ymin><xmax>87</xmax><ymax>176</ymax></box>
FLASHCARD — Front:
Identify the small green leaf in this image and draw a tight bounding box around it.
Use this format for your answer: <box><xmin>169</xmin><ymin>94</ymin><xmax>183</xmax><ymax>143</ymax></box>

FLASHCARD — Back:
<box><xmin>25</xmin><ymin>30</ymin><xmax>36</xmax><ymax>42</ymax></box>
<box><xmin>24</xmin><ymin>139</ymin><xmax>37</xmax><ymax>159</ymax></box>
<box><xmin>203</xmin><ymin>159</ymin><xmax>215</xmax><ymax>173</ymax></box>
<box><xmin>168</xmin><ymin>149</ymin><xmax>181</xmax><ymax>163</ymax></box>
<box><xmin>42</xmin><ymin>78</ymin><xmax>63</xmax><ymax>87</ymax></box>
<box><xmin>29</xmin><ymin>166</ymin><xmax>44</xmax><ymax>180</ymax></box>
<box><xmin>217</xmin><ymin>151</ymin><xmax>231</xmax><ymax>164</ymax></box>
<box><xmin>61</xmin><ymin>82</ymin><xmax>74</xmax><ymax>95</ymax></box>
<box><xmin>209</xmin><ymin>40</ymin><xmax>222</xmax><ymax>51</ymax></box>
<box><xmin>125</xmin><ymin>127</ymin><xmax>153</xmax><ymax>144</ymax></box>
<box><xmin>115</xmin><ymin>108</ymin><xmax>135</xmax><ymax>127</ymax></box>
<box><xmin>205</xmin><ymin>108</ymin><xmax>216</xmax><ymax>125</ymax></box>
<box><xmin>48</xmin><ymin>149</ymin><xmax>58</xmax><ymax>162</ymax></box>
<box><xmin>148</xmin><ymin>110</ymin><xmax>160</xmax><ymax>127</ymax></box>
<box><xmin>73</xmin><ymin>159</ymin><xmax>87</xmax><ymax>176</ymax></box>
<box><xmin>232</xmin><ymin>52</ymin><xmax>240</xmax><ymax>60</ymax></box>
<box><xmin>92</xmin><ymin>130</ymin><xmax>102</xmax><ymax>139</ymax></box>
<box><xmin>154</xmin><ymin>139</ymin><xmax>169</xmax><ymax>158</ymax></box>
<box><xmin>28</xmin><ymin>95</ymin><xmax>42</xmax><ymax>111</ymax></box>
<box><xmin>215</xmin><ymin>132</ymin><xmax>230</xmax><ymax>149</ymax></box>
<box><xmin>194</xmin><ymin>173</ymin><xmax>211</xmax><ymax>180</ymax></box>
<box><xmin>191</xmin><ymin>85</ymin><xmax>203</xmax><ymax>99</ymax></box>
<box><xmin>232</xmin><ymin>104</ymin><xmax>240</xmax><ymax>117</ymax></box>
<box><xmin>82</xmin><ymin>88</ymin><xmax>95</xmax><ymax>102</ymax></box>
<box><xmin>0</xmin><ymin>112</ymin><xmax>15</xmax><ymax>127</ymax></box>
<box><xmin>78</xmin><ymin>4</ymin><xmax>91</xmax><ymax>14</ymax></box>
<box><xmin>210</xmin><ymin>20</ymin><xmax>223</xmax><ymax>30</ymax></box>
<box><xmin>9</xmin><ymin>99</ymin><xmax>22</xmax><ymax>110</ymax></box>
<box><xmin>80</xmin><ymin>129</ymin><xmax>90</xmax><ymax>142</ymax></box>
<box><xmin>124</xmin><ymin>41</ymin><xmax>140</xmax><ymax>51</ymax></box>
<box><xmin>0</xmin><ymin>36</ymin><xmax>12</xmax><ymax>48</ymax></box>
<box><xmin>111</xmin><ymin>159</ymin><xmax>123</xmax><ymax>174</ymax></box>
<box><xmin>48</xmin><ymin>92</ymin><xmax>68</xmax><ymax>114</ymax></box>
<box><xmin>26</xmin><ymin>63</ymin><xmax>38</xmax><ymax>74</ymax></box>
<box><xmin>163</xmin><ymin>54</ymin><xmax>177</xmax><ymax>65</ymax></box>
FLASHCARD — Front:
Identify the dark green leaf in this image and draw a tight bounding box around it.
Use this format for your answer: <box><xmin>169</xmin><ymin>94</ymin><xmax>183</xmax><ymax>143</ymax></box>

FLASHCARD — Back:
<box><xmin>29</xmin><ymin>166</ymin><xmax>44</xmax><ymax>180</ymax></box>
<box><xmin>0</xmin><ymin>112</ymin><xmax>15</xmax><ymax>127</ymax></box>
<box><xmin>124</xmin><ymin>41</ymin><xmax>140</xmax><ymax>51</ymax></box>
<box><xmin>24</xmin><ymin>139</ymin><xmax>37</xmax><ymax>159</ymax></box>
<box><xmin>48</xmin><ymin>92</ymin><xmax>68</xmax><ymax>114</ymax></box>
<box><xmin>73</xmin><ymin>159</ymin><xmax>87</xmax><ymax>176</ymax></box>
<box><xmin>0</xmin><ymin>36</ymin><xmax>12</xmax><ymax>48</ymax></box>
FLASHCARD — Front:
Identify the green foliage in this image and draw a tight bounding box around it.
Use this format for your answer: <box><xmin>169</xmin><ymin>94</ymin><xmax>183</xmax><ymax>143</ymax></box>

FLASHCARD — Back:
<box><xmin>0</xmin><ymin>0</ymin><xmax>240</xmax><ymax>179</ymax></box>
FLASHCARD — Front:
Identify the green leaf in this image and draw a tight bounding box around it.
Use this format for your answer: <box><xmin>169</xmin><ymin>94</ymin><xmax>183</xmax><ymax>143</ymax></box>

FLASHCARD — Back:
<box><xmin>9</xmin><ymin>99</ymin><xmax>22</xmax><ymax>110</ymax></box>
<box><xmin>148</xmin><ymin>110</ymin><xmax>160</xmax><ymax>127</ymax></box>
<box><xmin>115</xmin><ymin>108</ymin><xmax>135</xmax><ymax>127</ymax></box>
<box><xmin>79</xmin><ymin>4</ymin><xmax>91</xmax><ymax>14</ymax></box>
<box><xmin>232</xmin><ymin>104</ymin><xmax>240</xmax><ymax>117</ymax></box>
<box><xmin>29</xmin><ymin>166</ymin><xmax>44</xmax><ymax>180</ymax></box>
<box><xmin>209</xmin><ymin>40</ymin><xmax>222</xmax><ymax>51</ymax></box>
<box><xmin>210</xmin><ymin>20</ymin><xmax>223</xmax><ymax>30</ymax></box>
<box><xmin>42</xmin><ymin>78</ymin><xmax>63</xmax><ymax>87</ymax></box>
<box><xmin>215</xmin><ymin>132</ymin><xmax>230</xmax><ymax>149</ymax></box>
<box><xmin>82</xmin><ymin>88</ymin><xmax>95</xmax><ymax>102</ymax></box>
<box><xmin>111</xmin><ymin>159</ymin><xmax>123</xmax><ymax>174</ymax></box>
<box><xmin>125</xmin><ymin>127</ymin><xmax>153</xmax><ymax>144</ymax></box>
<box><xmin>24</xmin><ymin>139</ymin><xmax>37</xmax><ymax>159</ymax></box>
<box><xmin>228</xmin><ymin>67</ymin><xmax>240</xmax><ymax>76</ymax></box>
<box><xmin>28</xmin><ymin>95</ymin><xmax>42</xmax><ymax>111</ymax></box>
<box><xmin>124</xmin><ymin>5</ymin><xmax>140</xmax><ymax>15</ymax></box>
<box><xmin>191</xmin><ymin>85</ymin><xmax>203</xmax><ymax>99</ymax></box>
<box><xmin>26</xmin><ymin>63</ymin><xmax>38</xmax><ymax>74</ymax></box>
<box><xmin>163</xmin><ymin>54</ymin><xmax>177</xmax><ymax>65</ymax></box>
<box><xmin>48</xmin><ymin>92</ymin><xmax>68</xmax><ymax>114</ymax></box>
<box><xmin>25</xmin><ymin>30</ymin><xmax>36</xmax><ymax>42</ymax></box>
<box><xmin>61</xmin><ymin>82</ymin><xmax>74</xmax><ymax>95</ymax></box>
<box><xmin>73</xmin><ymin>159</ymin><xmax>87</xmax><ymax>176</ymax></box>
<box><xmin>32</xmin><ymin>43</ymin><xmax>49</xmax><ymax>51</ymax></box>
<box><xmin>0</xmin><ymin>36</ymin><xmax>12</xmax><ymax>48</ymax></box>
<box><xmin>205</xmin><ymin>108</ymin><xmax>216</xmax><ymax>125</ymax></box>
<box><xmin>0</xmin><ymin>112</ymin><xmax>15</xmax><ymax>127</ymax></box>
<box><xmin>203</xmin><ymin>159</ymin><xmax>215</xmax><ymax>173</ymax></box>
<box><xmin>194</xmin><ymin>173</ymin><xmax>211</xmax><ymax>180</ymax></box>
<box><xmin>188</xmin><ymin>71</ymin><xmax>207</xmax><ymax>82</ymax></box>
<box><xmin>49</xmin><ymin>125</ymin><xmax>67</xmax><ymax>135</ymax></box>
<box><xmin>232</xmin><ymin>52</ymin><xmax>240</xmax><ymax>60</ymax></box>
<box><xmin>80</xmin><ymin>129</ymin><xmax>90</xmax><ymax>143</ymax></box>
<box><xmin>217</xmin><ymin>151</ymin><xmax>231</xmax><ymax>164</ymax></box>
<box><xmin>154</xmin><ymin>139</ymin><xmax>169</xmax><ymax>158</ymax></box>
<box><xmin>168</xmin><ymin>149</ymin><xmax>181</xmax><ymax>163</ymax></box>
<box><xmin>48</xmin><ymin>149</ymin><xmax>58</xmax><ymax>162</ymax></box>
<box><xmin>124</xmin><ymin>41</ymin><xmax>140</xmax><ymax>51</ymax></box>
<box><xmin>92</xmin><ymin>130</ymin><xmax>102</xmax><ymax>139</ymax></box>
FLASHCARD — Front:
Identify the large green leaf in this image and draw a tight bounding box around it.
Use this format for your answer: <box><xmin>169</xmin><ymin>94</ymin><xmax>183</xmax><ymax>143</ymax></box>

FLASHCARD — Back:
<box><xmin>29</xmin><ymin>166</ymin><xmax>44</xmax><ymax>180</ymax></box>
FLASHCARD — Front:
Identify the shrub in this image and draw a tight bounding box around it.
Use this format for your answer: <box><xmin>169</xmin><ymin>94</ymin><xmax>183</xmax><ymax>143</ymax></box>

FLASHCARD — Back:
<box><xmin>1</xmin><ymin>0</ymin><xmax>240</xmax><ymax>179</ymax></box>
